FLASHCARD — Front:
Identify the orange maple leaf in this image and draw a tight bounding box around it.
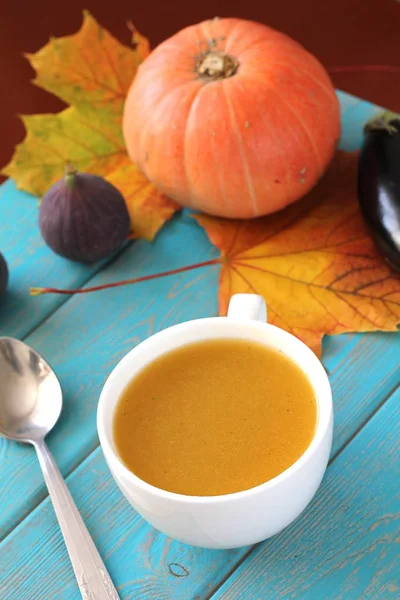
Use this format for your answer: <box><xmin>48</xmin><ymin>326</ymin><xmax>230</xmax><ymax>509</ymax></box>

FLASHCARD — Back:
<box><xmin>196</xmin><ymin>151</ymin><xmax>400</xmax><ymax>356</ymax></box>
<box><xmin>2</xmin><ymin>11</ymin><xmax>179</xmax><ymax>241</ymax></box>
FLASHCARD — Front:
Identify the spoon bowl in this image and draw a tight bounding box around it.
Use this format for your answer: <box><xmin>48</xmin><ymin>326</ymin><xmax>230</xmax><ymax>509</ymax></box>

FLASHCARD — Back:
<box><xmin>0</xmin><ymin>337</ymin><xmax>62</xmax><ymax>442</ymax></box>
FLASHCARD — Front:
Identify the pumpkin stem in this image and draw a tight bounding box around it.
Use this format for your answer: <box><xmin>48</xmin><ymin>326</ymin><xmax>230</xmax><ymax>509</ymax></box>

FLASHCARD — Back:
<box><xmin>196</xmin><ymin>51</ymin><xmax>238</xmax><ymax>81</ymax></box>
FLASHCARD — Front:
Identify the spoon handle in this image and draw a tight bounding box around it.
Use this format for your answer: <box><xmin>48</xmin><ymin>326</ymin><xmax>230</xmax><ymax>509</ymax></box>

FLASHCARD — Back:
<box><xmin>35</xmin><ymin>440</ymin><xmax>119</xmax><ymax>600</ymax></box>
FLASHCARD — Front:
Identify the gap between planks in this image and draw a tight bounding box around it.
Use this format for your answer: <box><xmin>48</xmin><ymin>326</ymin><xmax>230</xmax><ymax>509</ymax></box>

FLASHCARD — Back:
<box><xmin>17</xmin><ymin>242</ymin><xmax>133</xmax><ymax>344</ymax></box>
<box><xmin>0</xmin><ymin>438</ymin><xmax>99</xmax><ymax>544</ymax></box>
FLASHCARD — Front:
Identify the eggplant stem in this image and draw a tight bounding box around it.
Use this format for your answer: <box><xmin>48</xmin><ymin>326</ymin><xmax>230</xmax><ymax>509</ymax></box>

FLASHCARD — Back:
<box><xmin>364</xmin><ymin>111</ymin><xmax>400</xmax><ymax>135</ymax></box>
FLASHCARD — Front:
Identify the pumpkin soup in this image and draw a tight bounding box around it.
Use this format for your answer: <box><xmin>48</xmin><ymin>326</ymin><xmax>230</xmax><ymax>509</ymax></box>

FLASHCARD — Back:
<box><xmin>113</xmin><ymin>338</ymin><xmax>317</xmax><ymax>496</ymax></box>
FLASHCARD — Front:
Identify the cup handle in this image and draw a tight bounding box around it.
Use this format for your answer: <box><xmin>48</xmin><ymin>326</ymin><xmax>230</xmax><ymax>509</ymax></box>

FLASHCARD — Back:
<box><xmin>227</xmin><ymin>294</ymin><xmax>267</xmax><ymax>323</ymax></box>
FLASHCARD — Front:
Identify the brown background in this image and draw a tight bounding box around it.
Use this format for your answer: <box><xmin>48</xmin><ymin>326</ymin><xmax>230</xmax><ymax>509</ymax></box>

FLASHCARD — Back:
<box><xmin>1</xmin><ymin>0</ymin><xmax>400</xmax><ymax>181</ymax></box>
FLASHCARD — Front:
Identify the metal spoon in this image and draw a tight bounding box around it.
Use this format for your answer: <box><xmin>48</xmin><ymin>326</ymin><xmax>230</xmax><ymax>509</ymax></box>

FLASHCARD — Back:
<box><xmin>0</xmin><ymin>337</ymin><xmax>119</xmax><ymax>600</ymax></box>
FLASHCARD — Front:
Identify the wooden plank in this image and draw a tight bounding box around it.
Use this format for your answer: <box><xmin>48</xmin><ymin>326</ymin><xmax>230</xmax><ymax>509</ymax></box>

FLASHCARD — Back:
<box><xmin>0</xmin><ymin>179</ymin><xmax>111</xmax><ymax>339</ymax></box>
<box><xmin>210</xmin><ymin>385</ymin><xmax>400</xmax><ymax>600</ymax></box>
<box><xmin>327</xmin><ymin>332</ymin><xmax>400</xmax><ymax>457</ymax></box>
<box><xmin>1</xmin><ymin>380</ymin><xmax>398</xmax><ymax>599</ymax></box>
<box><xmin>336</xmin><ymin>90</ymin><xmax>381</xmax><ymax>151</ymax></box>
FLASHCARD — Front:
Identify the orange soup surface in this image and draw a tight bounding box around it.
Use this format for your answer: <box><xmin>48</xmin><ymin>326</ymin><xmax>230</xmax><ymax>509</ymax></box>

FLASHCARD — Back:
<box><xmin>113</xmin><ymin>339</ymin><xmax>317</xmax><ymax>496</ymax></box>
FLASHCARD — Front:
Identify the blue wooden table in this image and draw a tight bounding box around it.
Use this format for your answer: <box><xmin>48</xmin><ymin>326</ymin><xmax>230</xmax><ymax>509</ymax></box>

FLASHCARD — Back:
<box><xmin>0</xmin><ymin>91</ymin><xmax>399</xmax><ymax>600</ymax></box>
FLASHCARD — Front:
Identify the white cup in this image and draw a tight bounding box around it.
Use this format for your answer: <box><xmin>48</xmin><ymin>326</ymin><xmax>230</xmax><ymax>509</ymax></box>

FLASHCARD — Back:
<box><xmin>97</xmin><ymin>294</ymin><xmax>333</xmax><ymax>549</ymax></box>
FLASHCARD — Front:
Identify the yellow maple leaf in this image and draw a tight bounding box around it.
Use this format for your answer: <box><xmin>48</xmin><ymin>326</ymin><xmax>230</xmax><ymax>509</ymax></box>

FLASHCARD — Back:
<box><xmin>2</xmin><ymin>11</ymin><xmax>179</xmax><ymax>241</ymax></box>
<box><xmin>196</xmin><ymin>151</ymin><xmax>400</xmax><ymax>356</ymax></box>
<box><xmin>27</xmin><ymin>10</ymin><xmax>148</xmax><ymax>110</ymax></box>
<box><xmin>107</xmin><ymin>161</ymin><xmax>178</xmax><ymax>240</ymax></box>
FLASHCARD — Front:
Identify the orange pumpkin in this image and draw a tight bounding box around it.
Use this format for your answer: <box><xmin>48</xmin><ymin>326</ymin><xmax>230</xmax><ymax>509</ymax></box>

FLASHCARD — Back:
<box><xmin>123</xmin><ymin>18</ymin><xmax>340</xmax><ymax>218</ymax></box>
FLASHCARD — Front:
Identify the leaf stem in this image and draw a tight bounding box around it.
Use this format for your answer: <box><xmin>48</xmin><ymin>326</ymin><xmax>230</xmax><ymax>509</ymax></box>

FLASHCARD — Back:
<box><xmin>30</xmin><ymin>258</ymin><xmax>221</xmax><ymax>296</ymax></box>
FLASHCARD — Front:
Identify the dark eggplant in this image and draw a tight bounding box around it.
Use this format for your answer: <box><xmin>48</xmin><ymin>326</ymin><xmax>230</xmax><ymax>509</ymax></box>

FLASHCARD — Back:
<box><xmin>39</xmin><ymin>166</ymin><xmax>130</xmax><ymax>263</ymax></box>
<box><xmin>358</xmin><ymin>111</ymin><xmax>400</xmax><ymax>271</ymax></box>
<box><xmin>0</xmin><ymin>252</ymin><xmax>8</xmax><ymax>297</ymax></box>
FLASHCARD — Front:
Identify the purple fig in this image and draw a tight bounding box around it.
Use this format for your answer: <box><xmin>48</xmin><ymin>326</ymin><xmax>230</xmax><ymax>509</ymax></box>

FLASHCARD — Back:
<box><xmin>39</xmin><ymin>167</ymin><xmax>130</xmax><ymax>262</ymax></box>
<box><xmin>0</xmin><ymin>252</ymin><xmax>8</xmax><ymax>297</ymax></box>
